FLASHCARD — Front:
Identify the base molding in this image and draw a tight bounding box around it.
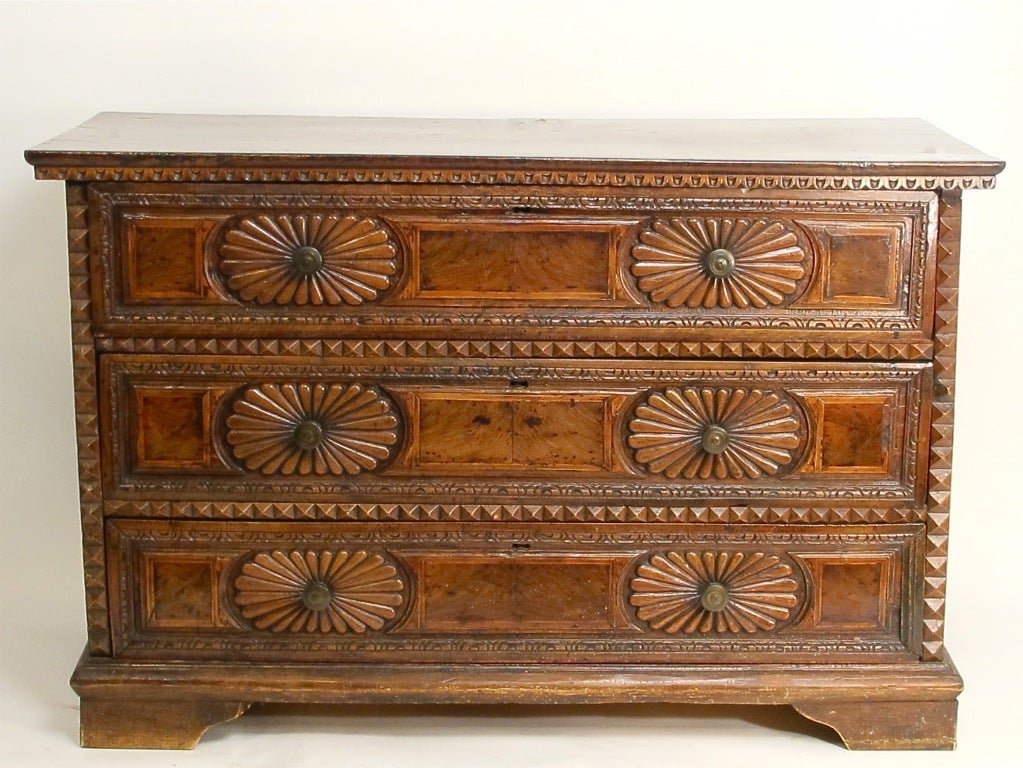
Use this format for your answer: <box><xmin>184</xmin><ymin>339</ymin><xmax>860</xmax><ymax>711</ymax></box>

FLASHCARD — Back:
<box><xmin>71</xmin><ymin>649</ymin><xmax>962</xmax><ymax>749</ymax></box>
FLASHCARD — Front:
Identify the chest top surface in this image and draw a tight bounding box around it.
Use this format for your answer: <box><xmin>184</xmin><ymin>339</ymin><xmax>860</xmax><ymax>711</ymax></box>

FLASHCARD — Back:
<box><xmin>26</xmin><ymin>113</ymin><xmax>1003</xmax><ymax>183</ymax></box>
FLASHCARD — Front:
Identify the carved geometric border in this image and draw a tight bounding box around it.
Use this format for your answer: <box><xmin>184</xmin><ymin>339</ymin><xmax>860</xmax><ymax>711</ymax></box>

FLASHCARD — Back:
<box><xmin>96</xmin><ymin>336</ymin><xmax>934</xmax><ymax>362</ymax></box>
<box><xmin>104</xmin><ymin>500</ymin><xmax>926</xmax><ymax>526</ymax></box>
<box><xmin>35</xmin><ymin>165</ymin><xmax>998</xmax><ymax>191</ymax></box>
<box><xmin>922</xmin><ymin>192</ymin><xmax>961</xmax><ymax>661</ymax></box>
<box><xmin>66</xmin><ymin>184</ymin><xmax>110</xmax><ymax>655</ymax></box>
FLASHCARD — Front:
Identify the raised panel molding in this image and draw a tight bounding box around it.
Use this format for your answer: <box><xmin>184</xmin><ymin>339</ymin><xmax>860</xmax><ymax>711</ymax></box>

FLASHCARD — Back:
<box><xmin>107</xmin><ymin>520</ymin><xmax>919</xmax><ymax>660</ymax></box>
<box><xmin>90</xmin><ymin>187</ymin><xmax>934</xmax><ymax>341</ymax></box>
<box><xmin>101</xmin><ymin>358</ymin><xmax>928</xmax><ymax>503</ymax></box>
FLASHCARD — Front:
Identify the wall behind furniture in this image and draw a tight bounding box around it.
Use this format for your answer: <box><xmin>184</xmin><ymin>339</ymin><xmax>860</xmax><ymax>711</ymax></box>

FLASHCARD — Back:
<box><xmin>1</xmin><ymin>1</ymin><xmax>1020</xmax><ymax>765</ymax></box>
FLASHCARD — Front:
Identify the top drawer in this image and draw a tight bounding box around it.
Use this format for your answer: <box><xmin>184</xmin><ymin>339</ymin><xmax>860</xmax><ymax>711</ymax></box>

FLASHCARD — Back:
<box><xmin>88</xmin><ymin>184</ymin><xmax>937</xmax><ymax>355</ymax></box>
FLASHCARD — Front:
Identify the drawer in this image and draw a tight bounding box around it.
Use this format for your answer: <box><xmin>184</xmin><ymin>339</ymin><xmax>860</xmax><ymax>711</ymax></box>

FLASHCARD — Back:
<box><xmin>107</xmin><ymin>520</ymin><xmax>923</xmax><ymax>662</ymax></box>
<box><xmin>100</xmin><ymin>356</ymin><xmax>931</xmax><ymax>505</ymax></box>
<box><xmin>89</xmin><ymin>184</ymin><xmax>937</xmax><ymax>354</ymax></box>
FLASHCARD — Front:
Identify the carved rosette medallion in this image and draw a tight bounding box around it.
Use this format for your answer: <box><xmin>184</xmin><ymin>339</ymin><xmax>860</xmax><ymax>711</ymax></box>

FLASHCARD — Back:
<box><xmin>627</xmin><ymin>387</ymin><xmax>805</xmax><ymax>479</ymax></box>
<box><xmin>226</xmin><ymin>383</ymin><xmax>401</xmax><ymax>475</ymax></box>
<box><xmin>219</xmin><ymin>214</ymin><xmax>400</xmax><ymax>305</ymax></box>
<box><xmin>631</xmin><ymin>217</ymin><xmax>809</xmax><ymax>308</ymax></box>
<box><xmin>234</xmin><ymin>549</ymin><xmax>407</xmax><ymax>633</ymax></box>
<box><xmin>629</xmin><ymin>551</ymin><xmax>801</xmax><ymax>634</ymax></box>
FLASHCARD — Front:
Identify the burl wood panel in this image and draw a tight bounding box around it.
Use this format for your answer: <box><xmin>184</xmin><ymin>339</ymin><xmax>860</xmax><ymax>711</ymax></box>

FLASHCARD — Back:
<box><xmin>143</xmin><ymin>556</ymin><xmax>219</xmax><ymax>629</ymax></box>
<box><xmin>799</xmin><ymin>554</ymin><xmax>899</xmax><ymax>631</ymax></box>
<box><xmin>415</xmin><ymin>393</ymin><xmax>610</xmax><ymax>471</ymax></box>
<box><xmin>125</xmin><ymin>218</ymin><xmax>207</xmax><ymax>300</ymax></box>
<box><xmin>802</xmin><ymin>221</ymin><xmax>902</xmax><ymax>303</ymax></box>
<box><xmin>800</xmin><ymin>394</ymin><xmax>893</xmax><ymax>474</ymax></box>
<box><xmin>414</xmin><ymin>558</ymin><xmax>618</xmax><ymax>631</ymax></box>
<box><xmin>411</xmin><ymin>220</ymin><xmax>618</xmax><ymax>300</ymax></box>
<box><xmin>132</xmin><ymin>389</ymin><xmax>211</xmax><ymax>468</ymax></box>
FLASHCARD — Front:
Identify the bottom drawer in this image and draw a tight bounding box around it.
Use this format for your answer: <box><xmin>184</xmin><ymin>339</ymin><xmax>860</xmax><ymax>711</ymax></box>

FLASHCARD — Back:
<box><xmin>108</xmin><ymin>520</ymin><xmax>922</xmax><ymax>663</ymax></box>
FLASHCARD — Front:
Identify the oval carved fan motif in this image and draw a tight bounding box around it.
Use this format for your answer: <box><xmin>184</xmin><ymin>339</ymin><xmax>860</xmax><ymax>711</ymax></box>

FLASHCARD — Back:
<box><xmin>234</xmin><ymin>549</ymin><xmax>407</xmax><ymax>634</ymax></box>
<box><xmin>225</xmin><ymin>383</ymin><xmax>401</xmax><ymax>476</ymax></box>
<box><xmin>627</xmin><ymin>387</ymin><xmax>806</xmax><ymax>480</ymax></box>
<box><xmin>630</xmin><ymin>217</ymin><xmax>810</xmax><ymax>308</ymax></box>
<box><xmin>629</xmin><ymin>551</ymin><xmax>801</xmax><ymax>634</ymax></box>
<box><xmin>219</xmin><ymin>214</ymin><xmax>400</xmax><ymax>305</ymax></box>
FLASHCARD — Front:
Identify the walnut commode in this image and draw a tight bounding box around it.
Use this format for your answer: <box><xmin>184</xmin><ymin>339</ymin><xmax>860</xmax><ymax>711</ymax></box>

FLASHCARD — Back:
<box><xmin>26</xmin><ymin>114</ymin><xmax>1002</xmax><ymax>749</ymax></box>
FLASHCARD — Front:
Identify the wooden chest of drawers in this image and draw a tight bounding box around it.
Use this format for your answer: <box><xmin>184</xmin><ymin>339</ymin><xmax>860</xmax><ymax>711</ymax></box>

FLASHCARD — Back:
<box><xmin>26</xmin><ymin>114</ymin><xmax>1002</xmax><ymax>750</ymax></box>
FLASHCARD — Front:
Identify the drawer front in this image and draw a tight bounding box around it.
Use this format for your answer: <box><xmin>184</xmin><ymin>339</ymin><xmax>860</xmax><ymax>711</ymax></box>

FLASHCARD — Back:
<box><xmin>89</xmin><ymin>184</ymin><xmax>936</xmax><ymax>352</ymax></box>
<box><xmin>107</xmin><ymin>520</ymin><xmax>922</xmax><ymax>662</ymax></box>
<box><xmin>100</xmin><ymin>356</ymin><xmax>931</xmax><ymax>505</ymax></box>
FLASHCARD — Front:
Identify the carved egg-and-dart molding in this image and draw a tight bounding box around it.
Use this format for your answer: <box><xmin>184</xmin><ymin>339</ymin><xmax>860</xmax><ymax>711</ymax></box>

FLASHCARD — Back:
<box><xmin>629</xmin><ymin>551</ymin><xmax>801</xmax><ymax>634</ymax></box>
<box><xmin>628</xmin><ymin>387</ymin><xmax>805</xmax><ymax>480</ymax></box>
<box><xmin>234</xmin><ymin>549</ymin><xmax>406</xmax><ymax>633</ymax></box>
<box><xmin>219</xmin><ymin>214</ymin><xmax>399</xmax><ymax>305</ymax></box>
<box><xmin>226</xmin><ymin>383</ymin><xmax>401</xmax><ymax>475</ymax></box>
<box><xmin>630</xmin><ymin>217</ymin><xmax>809</xmax><ymax>308</ymax></box>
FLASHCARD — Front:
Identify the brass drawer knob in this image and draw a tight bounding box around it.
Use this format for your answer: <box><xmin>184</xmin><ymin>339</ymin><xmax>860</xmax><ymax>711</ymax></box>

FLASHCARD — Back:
<box><xmin>700</xmin><ymin>582</ymin><xmax>730</xmax><ymax>612</ymax></box>
<box><xmin>291</xmin><ymin>245</ymin><xmax>324</xmax><ymax>275</ymax></box>
<box><xmin>705</xmin><ymin>248</ymin><xmax>736</xmax><ymax>278</ymax></box>
<box><xmin>301</xmin><ymin>581</ymin><xmax>333</xmax><ymax>611</ymax></box>
<box><xmin>701</xmin><ymin>425</ymin><xmax>729</xmax><ymax>454</ymax></box>
<box><xmin>291</xmin><ymin>420</ymin><xmax>324</xmax><ymax>450</ymax></box>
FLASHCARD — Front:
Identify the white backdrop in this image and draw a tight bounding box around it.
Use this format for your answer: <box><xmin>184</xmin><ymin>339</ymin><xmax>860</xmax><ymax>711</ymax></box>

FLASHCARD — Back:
<box><xmin>1</xmin><ymin>1</ymin><xmax>1021</xmax><ymax>765</ymax></box>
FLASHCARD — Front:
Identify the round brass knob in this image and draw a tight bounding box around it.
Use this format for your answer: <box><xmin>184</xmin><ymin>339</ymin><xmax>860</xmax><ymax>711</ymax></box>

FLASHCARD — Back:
<box><xmin>700</xmin><ymin>582</ymin><xmax>729</xmax><ymax>612</ymax></box>
<box><xmin>291</xmin><ymin>245</ymin><xmax>324</xmax><ymax>275</ymax></box>
<box><xmin>701</xmin><ymin>425</ymin><xmax>729</xmax><ymax>454</ymax></box>
<box><xmin>705</xmin><ymin>248</ymin><xmax>736</xmax><ymax>278</ymax></box>
<box><xmin>292</xmin><ymin>419</ymin><xmax>324</xmax><ymax>450</ymax></box>
<box><xmin>301</xmin><ymin>581</ymin><xmax>333</xmax><ymax>611</ymax></box>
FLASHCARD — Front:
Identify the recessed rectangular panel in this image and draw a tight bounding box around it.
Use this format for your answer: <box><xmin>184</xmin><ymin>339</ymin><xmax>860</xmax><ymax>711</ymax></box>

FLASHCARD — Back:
<box><xmin>144</xmin><ymin>556</ymin><xmax>216</xmax><ymax>629</ymax></box>
<box><xmin>125</xmin><ymin>218</ymin><xmax>205</xmax><ymax>299</ymax></box>
<box><xmin>819</xmin><ymin>562</ymin><xmax>884</xmax><ymax>627</ymax></box>
<box><xmin>513</xmin><ymin>399</ymin><xmax>607</xmax><ymax>468</ymax></box>
<box><xmin>820</xmin><ymin>399</ymin><xmax>888</xmax><ymax>470</ymax></box>
<box><xmin>418</xmin><ymin>559</ymin><xmax>615</xmax><ymax>631</ymax></box>
<box><xmin>418</xmin><ymin>397</ymin><xmax>515</xmax><ymax>465</ymax></box>
<box><xmin>825</xmin><ymin>227</ymin><xmax>898</xmax><ymax>301</ymax></box>
<box><xmin>133</xmin><ymin>389</ymin><xmax>210</xmax><ymax>468</ymax></box>
<box><xmin>801</xmin><ymin>220</ymin><xmax>904</xmax><ymax>306</ymax></box>
<box><xmin>796</xmin><ymin>554</ymin><xmax>897</xmax><ymax>632</ymax></box>
<box><xmin>414</xmin><ymin>394</ymin><xmax>611</xmax><ymax>471</ymax></box>
<box><xmin>416</xmin><ymin>224</ymin><xmax>613</xmax><ymax>299</ymax></box>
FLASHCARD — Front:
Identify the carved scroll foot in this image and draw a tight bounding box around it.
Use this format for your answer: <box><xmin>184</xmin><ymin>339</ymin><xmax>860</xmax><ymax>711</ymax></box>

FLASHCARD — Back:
<box><xmin>79</xmin><ymin>697</ymin><xmax>249</xmax><ymax>749</ymax></box>
<box><xmin>792</xmin><ymin>700</ymin><xmax>957</xmax><ymax>750</ymax></box>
